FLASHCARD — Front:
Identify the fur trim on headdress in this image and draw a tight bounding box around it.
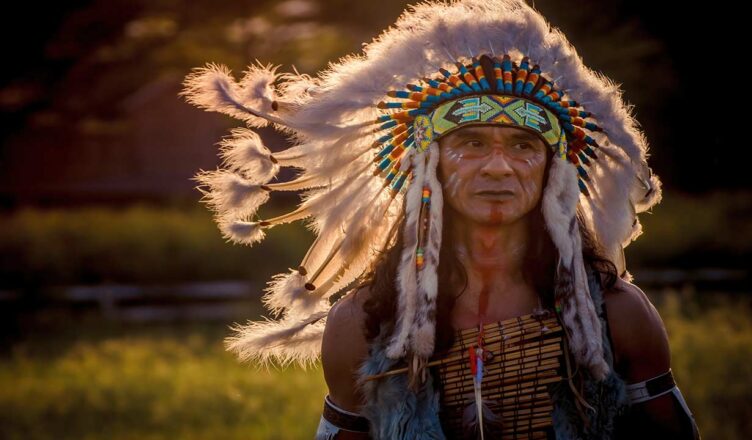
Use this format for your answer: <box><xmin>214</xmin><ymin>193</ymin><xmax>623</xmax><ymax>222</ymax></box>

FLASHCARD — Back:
<box><xmin>386</xmin><ymin>148</ymin><xmax>427</xmax><ymax>359</ymax></box>
<box><xmin>542</xmin><ymin>155</ymin><xmax>609</xmax><ymax>380</ymax></box>
<box><xmin>411</xmin><ymin>141</ymin><xmax>444</xmax><ymax>357</ymax></box>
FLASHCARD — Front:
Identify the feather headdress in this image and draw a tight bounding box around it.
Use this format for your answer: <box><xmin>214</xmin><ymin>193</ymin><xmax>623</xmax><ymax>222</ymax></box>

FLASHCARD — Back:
<box><xmin>181</xmin><ymin>0</ymin><xmax>661</xmax><ymax>389</ymax></box>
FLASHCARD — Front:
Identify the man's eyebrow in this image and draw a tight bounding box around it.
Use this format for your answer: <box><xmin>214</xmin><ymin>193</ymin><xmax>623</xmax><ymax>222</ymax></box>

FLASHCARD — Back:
<box><xmin>450</xmin><ymin>128</ymin><xmax>487</xmax><ymax>139</ymax></box>
<box><xmin>507</xmin><ymin>131</ymin><xmax>541</xmax><ymax>142</ymax></box>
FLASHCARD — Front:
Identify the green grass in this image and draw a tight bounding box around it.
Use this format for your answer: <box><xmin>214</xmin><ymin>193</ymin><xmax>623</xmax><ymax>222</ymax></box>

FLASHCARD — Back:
<box><xmin>2</xmin><ymin>290</ymin><xmax>751</xmax><ymax>439</ymax></box>
<box><xmin>656</xmin><ymin>290</ymin><xmax>752</xmax><ymax>438</ymax></box>
<box><xmin>1</xmin><ymin>320</ymin><xmax>327</xmax><ymax>440</ymax></box>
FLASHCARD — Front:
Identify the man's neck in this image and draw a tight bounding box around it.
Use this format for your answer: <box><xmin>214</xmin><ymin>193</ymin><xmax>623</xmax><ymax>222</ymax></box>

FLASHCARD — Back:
<box><xmin>451</xmin><ymin>214</ymin><xmax>530</xmax><ymax>278</ymax></box>
<box><xmin>449</xmin><ymin>211</ymin><xmax>536</xmax><ymax>322</ymax></box>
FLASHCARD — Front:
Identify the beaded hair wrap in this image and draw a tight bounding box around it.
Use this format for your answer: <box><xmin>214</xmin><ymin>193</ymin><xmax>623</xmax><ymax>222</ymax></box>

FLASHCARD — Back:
<box><xmin>180</xmin><ymin>0</ymin><xmax>662</xmax><ymax>393</ymax></box>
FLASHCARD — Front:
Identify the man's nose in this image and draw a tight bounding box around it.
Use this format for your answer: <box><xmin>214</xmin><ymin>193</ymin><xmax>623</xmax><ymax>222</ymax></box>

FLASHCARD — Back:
<box><xmin>479</xmin><ymin>148</ymin><xmax>514</xmax><ymax>178</ymax></box>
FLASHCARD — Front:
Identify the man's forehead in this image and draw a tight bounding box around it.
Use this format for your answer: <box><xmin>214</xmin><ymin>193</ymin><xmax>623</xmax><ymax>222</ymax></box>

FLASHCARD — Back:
<box><xmin>444</xmin><ymin>125</ymin><xmax>544</xmax><ymax>142</ymax></box>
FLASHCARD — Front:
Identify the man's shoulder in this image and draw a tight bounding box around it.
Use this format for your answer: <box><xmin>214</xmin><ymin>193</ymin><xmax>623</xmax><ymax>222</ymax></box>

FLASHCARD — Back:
<box><xmin>324</xmin><ymin>284</ymin><xmax>372</xmax><ymax>342</ymax></box>
<box><xmin>320</xmin><ymin>285</ymin><xmax>373</xmax><ymax>411</ymax></box>
<box><xmin>601</xmin><ymin>276</ymin><xmax>671</xmax><ymax>382</ymax></box>
<box><xmin>601</xmin><ymin>276</ymin><xmax>657</xmax><ymax>326</ymax></box>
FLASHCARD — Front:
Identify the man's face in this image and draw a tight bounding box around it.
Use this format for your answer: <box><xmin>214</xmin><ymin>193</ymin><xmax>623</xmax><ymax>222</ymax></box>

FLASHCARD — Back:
<box><xmin>438</xmin><ymin>125</ymin><xmax>550</xmax><ymax>225</ymax></box>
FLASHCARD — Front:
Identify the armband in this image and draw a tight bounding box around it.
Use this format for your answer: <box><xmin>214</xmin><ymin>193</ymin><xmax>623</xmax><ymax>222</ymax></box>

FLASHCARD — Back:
<box><xmin>625</xmin><ymin>368</ymin><xmax>677</xmax><ymax>404</ymax></box>
<box><xmin>315</xmin><ymin>394</ymin><xmax>370</xmax><ymax>439</ymax></box>
<box><xmin>625</xmin><ymin>368</ymin><xmax>701</xmax><ymax>439</ymax></box>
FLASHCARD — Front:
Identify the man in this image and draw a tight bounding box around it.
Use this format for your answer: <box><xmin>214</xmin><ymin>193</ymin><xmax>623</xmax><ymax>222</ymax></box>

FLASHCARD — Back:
<box><xmin>180</xmin><ymin>0</ymin><xmax>701</xmax><ymax>438</ymax></box>
<box><xmin>321</xmin><ymin>124</ymin><xmax>700</xmax><ymax>439</ymax></box>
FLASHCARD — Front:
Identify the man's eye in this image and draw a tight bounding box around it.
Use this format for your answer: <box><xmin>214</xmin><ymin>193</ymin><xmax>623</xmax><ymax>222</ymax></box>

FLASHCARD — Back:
<box><xmin>465</xmin><ymin>140</ymin><xmax>484</xmax><ymax>148</ymax></box>
<box><xmin>513</xmin><ymin>143</ymin><xmax>532</xmax><ymax>150</ymax></box>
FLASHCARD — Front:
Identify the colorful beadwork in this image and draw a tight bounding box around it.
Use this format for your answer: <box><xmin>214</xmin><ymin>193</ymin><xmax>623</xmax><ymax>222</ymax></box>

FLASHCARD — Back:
<box><xmin>373</xmin><ymin>53</ymin><xmax>604</xmax><ymax>197</ymax></box>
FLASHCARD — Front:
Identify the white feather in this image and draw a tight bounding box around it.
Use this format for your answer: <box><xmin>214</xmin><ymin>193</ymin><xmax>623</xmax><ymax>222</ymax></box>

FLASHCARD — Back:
<box><xmin>224</xmin><ymin>306</ymin><xmax>329</xmax><ymax>370</ymax></box>
<box><xmin>219</xmin><ymin>128</ymin><xmax>279</xmax><ymax>183</ymax></box>
<box><xmin>261</xmin><ymin>269</ymin><xmax>320</xmax><ymax>317</ymax></box>
<box><xmin>180</xmin><ymin>63</ymin><xmax>271</xmax><ymax>128</ymax></box>
<box><xmin>217</xmin><ymin>219</ymin><xmax>266</xmax><ymax>246</ymax></box>
<box><xmin>238</xmin><ymin>62</ymin><xmax>279</xmax><ymax>112</ymax></box>
<box><xmin>194</xmin><ymin>169</ymin><xmax>270</xmax><ymax>220</ymax></box>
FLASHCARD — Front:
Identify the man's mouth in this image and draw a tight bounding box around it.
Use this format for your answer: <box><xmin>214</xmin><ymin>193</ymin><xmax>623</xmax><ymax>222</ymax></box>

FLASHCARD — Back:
<box><xmin>475</xmin><ymin>189</ymin><xmax>514</xmax><ymax>198</ymax></box>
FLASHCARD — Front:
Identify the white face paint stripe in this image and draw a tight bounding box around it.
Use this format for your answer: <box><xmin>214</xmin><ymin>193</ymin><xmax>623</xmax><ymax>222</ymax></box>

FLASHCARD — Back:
<box><xmin>444</xmin><ymin>172</ymin><xmax>462</xmax><ymax>199</ymax></box>
<box><xmin>444</xmin><ymin>148</ymin><xmax>464</xmax><ymax>162</ymax></box>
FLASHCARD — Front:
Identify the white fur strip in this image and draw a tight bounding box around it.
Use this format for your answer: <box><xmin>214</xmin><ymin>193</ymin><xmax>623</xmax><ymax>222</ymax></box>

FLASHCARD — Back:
<box><xmin>541</xmin><ymin>157</ymin><xmax>579</xmax><ymax>263</ymax></box>
<box><xmin>411</xmin><ymin>142</ymin><xmax>443</xmax><ymax>357</ymax></box>
<box><xmin>386</xmin><ymin>150</ymin><xmax>428</xmax><ymax>359</ymax></box>
<box><xmin>542</xmin><ymin>156</ymin><xmax>607</xmax><ymax>379</ymax></box>
<box><xmin>571</xmin><ymin>224</ymin><xmax>610</xmax><ymax>380</ymax></box>
<box><xmin>556</xmin><ymin>262</ymin><xmax>587</xmax><ymax>375</ymax></box>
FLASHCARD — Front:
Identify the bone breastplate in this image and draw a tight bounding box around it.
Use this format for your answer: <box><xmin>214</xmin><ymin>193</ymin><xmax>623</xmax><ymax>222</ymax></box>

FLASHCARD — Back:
<box><xmin>432</xmin><ymin>309</ymin><xmax>564</xmax><ymax>439</ymax></box>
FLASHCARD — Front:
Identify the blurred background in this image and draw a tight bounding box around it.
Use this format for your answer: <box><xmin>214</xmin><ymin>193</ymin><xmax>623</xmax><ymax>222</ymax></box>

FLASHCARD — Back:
<box><xmin>1</xmin><ymin>0</ymin><xmax>749</xmax><ymax>438</ymax></box>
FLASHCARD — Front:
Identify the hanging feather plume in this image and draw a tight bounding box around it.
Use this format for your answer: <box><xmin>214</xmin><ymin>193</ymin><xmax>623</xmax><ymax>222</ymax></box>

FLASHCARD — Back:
<box><xmin>193</xmin><ymin>169</ymin><xmax>271</xmax><ymax>220</ymax></box>
<box><xmin>238</xmin><ymin>62</ymin><xmax>279</xmax><ymax>112</ymax></box>
<box><xmin>260</xmin><ymin>176</ymin><xmax>402</xmax><ymax>318</ymax></box>
<box><xmin>217</xmin><ymin>218</ymin><xmax>266</xmax><ymax>246</ymax></box>
<box><xmin>213</xmin><ymin>164</ymin><xmax>380</xmax><ymax>250</ymax></box>
<box><xmin>260</xmin><ymin>158</ymin><xmax>374</xmax><ymax>197</ymax></box>
<box><xmin>303</xmin><ymin>179</ymin><xmax>387</xmax><ymax>284</ymax></box>
<box><xmin>461</xmin><ymin>395</ymin><xmax>504</xmax><ymax>440</ymax></box>
<box><xmin>224</xmin><ymin>306</ymin><xmax>329</xmax><ymax>370</ymax></box>
<box><xmin>218</xmin><ymin>127</ymin><xmax>280</xmax><ymax>183</ymax></box>
<box><xmin>322</xmin><ymin>204</ymin><xmax>403</xmax><ymax>301</ymax></box>
<box><xmin>297</xmin><ymin>187</ymin><xmax>400</xmax><ymax>307</ymax></box>
<box><xmin>300</xmin><ymin>162</ymin><xmax>383</xmax><ymax>235</ymax></box>
<box><xmin>261</xmin><ymin>269</ymin><xmax>317</xmax><ymax>318</ymax></box>
<box><xmin>311</xmin><ymin>188</ymin><xmax>402</xmax><ymax>296</ymax></box>
<box><xmin>180</xmin><ymin>63</ymin><xmax>279</xmax><ymax>128</ymax></box>
<box><xmin>272</xmin><ymin>123</ymin><xmax>376</xmax><ymax>170</ymax></box>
